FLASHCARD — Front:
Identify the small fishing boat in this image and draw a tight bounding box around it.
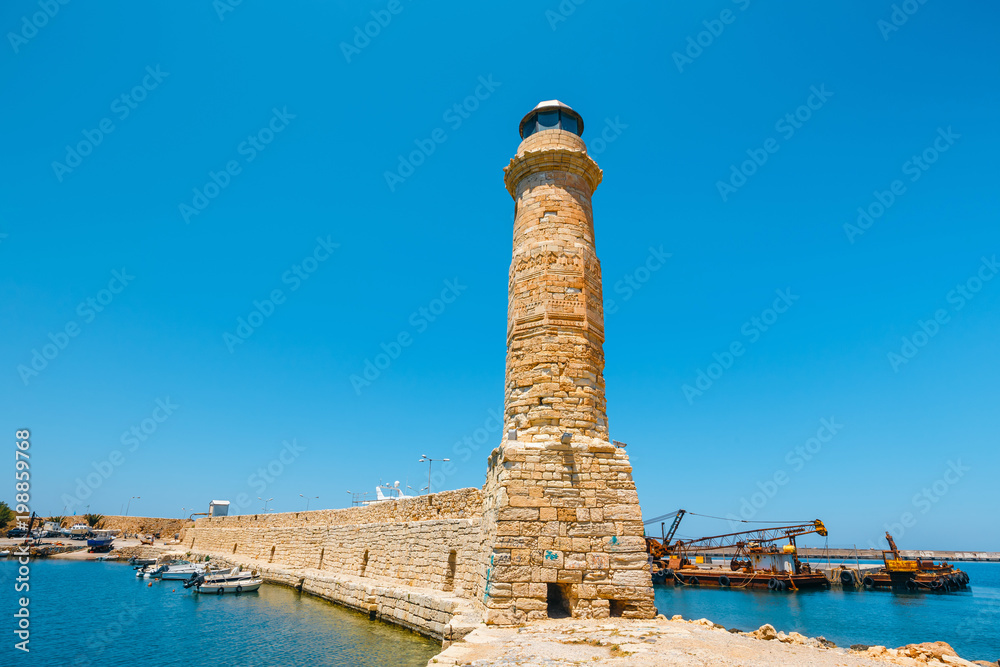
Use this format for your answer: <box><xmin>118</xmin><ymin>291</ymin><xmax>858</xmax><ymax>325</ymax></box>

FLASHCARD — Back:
<box><xmin>136</xmin><ymin>563</ymin><xmax>168</xmax><ymax>579</ymax></box>
<box><xmin>184</xmin><ymin>566</ymin><xmax>261</xmax><ymax>594</ymax></box>
<box><xmin>193</xmin><ymin>577</ymin><xmax>263</xmax><ymax>595</ymax></box>
<box><xmin>87</xmin><ymin>530</ymin><xmax>116</xmax><ymax>550</ymax></box>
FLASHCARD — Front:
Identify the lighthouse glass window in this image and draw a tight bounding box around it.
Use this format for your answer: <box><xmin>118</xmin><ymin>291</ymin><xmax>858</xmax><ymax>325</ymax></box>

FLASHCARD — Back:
<box><xmin>538</xmin><ymin>110</ymin><xmax>559</xmax><ymax>130</ymax></box>
<box><xmin>522</xmin><ymin>115</ymin><xmax>536</xmax><ymax>138</ymax></box>
<box><xmin>561</xmin><ymin>113</ymin><xmax>579</xmax><ymax>135</ymax></box>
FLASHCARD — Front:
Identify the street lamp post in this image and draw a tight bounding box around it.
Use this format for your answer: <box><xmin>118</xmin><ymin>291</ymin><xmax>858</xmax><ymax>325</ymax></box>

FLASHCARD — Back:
<box><xmin>418</xmin><ymin>455</ymin><xmax>450</xmax><ymax>495</ymax></box>
<box><xmin>125</xmin><ymin>496</ymin><xmax>140</xmax><ymax>516</ymax></box>
<box><xmin>299</xmin><ymin>494</ymin><xmax>319</xmax><ymax>511</ymax></box>
<box><xmin>257</xmin><ymin>497</ymin><xmax>274</xmax><ymax>512</ymax></box>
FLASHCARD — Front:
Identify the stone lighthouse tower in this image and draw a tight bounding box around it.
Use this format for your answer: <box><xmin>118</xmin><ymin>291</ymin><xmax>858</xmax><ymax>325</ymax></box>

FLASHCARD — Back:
<box><xmin>475</xmin><ymin>101</ymin><xmax>655</xmax><ymax>624</ymax></box>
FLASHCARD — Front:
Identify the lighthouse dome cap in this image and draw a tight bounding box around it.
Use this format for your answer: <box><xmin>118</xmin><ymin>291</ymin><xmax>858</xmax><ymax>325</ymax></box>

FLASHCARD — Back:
<box><xmin>519</xmin><ymin>100</ymin><xmax>585</xmax><ymax>138</ymax></box>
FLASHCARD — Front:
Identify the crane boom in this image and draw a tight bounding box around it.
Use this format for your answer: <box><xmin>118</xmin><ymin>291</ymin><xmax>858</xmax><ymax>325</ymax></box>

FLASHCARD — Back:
<box><xmin>884</xmin><ymin>532</ymin><xmax>900</xmax><ymax>558</ymax></box>
<box><xmin>663</xmin><ymin>509</ymin><xmax>686</xmax><ymax>546</ymax></box>
<box><xmin>642</xmin><ymin>510</ymin><xmax>683</xmax><ymax>525</ymax></box>
<box><xmin>643</xmin><ymin>509</ymin><xmax>687</xmax><ymax>545</ymax></box>
<box><xmin>671</xmin><ymin>520</ymin><xmax>827</xmax><ymax>554</ymax></box>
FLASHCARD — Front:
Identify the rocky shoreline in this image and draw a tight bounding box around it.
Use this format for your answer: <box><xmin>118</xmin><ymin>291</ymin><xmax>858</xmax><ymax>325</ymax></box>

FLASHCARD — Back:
<box><xmin>427</xmin><ymin>615</ymin><xmax>998</xmax><ymax>667</ymax></box>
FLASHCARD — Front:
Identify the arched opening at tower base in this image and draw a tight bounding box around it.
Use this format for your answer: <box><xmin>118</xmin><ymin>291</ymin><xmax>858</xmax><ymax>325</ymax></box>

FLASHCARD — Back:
<box><xmin>546</xmin><ymin>583</ymin><xmax>572</xmax><ymax>619</ymax></box>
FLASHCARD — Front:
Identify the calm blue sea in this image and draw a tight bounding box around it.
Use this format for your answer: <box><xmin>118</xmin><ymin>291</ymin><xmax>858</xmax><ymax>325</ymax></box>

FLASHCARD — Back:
<box><xmin>654</xmin><ymin>560</ymin><xmax>1000</xmax><ymax>662</ymax></box>
<box><xmin>4</xmin><ymin>560</ymin><xmax>997</xmax><ymax>665</ymax></box>
<box><xmin>0</xmin><ymin>560</ymin><xmax>439</xmax><ymax>667</ymax></box>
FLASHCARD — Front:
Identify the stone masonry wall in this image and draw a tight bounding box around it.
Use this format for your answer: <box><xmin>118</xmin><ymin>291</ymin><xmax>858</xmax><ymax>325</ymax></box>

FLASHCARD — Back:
<box><xmin>189</xmin><ymin>553</ymin><xmax>480</xmax><ymax>641</ymax></box>
<box><xmin>185</xmin><ymin>488</ymin><xmax>484</xmax><ymax>598</ymax></box>
<box><xmin>475</xmin><ymin>441</ymin><xmax>655</xmax><ymax>623</ymax></box>
<box><xmin>503</xmin><ymin>129</ymin><xmax>608</xmax><ymax>445</ymax></box>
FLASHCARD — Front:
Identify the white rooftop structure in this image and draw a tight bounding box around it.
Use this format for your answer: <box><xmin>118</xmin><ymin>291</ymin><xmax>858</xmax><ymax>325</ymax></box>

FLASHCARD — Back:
<box><xmin>208</xmin><ymin>500</ymin><xmax>230</xmax><ymax>517</ymax></box>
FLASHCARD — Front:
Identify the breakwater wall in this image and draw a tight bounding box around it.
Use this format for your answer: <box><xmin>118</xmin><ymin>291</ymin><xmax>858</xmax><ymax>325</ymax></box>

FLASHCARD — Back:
<box><xmin>192</xmin><ymin>553</ymin><xmax>481</xmax><ymax>640</ymax></box>
<box><xmin>183</xmin><ymin>488</ymin><xmax>487</xmax><ymax>639</ymax></box>
<box><xmin>54</xmin><ymin>515</ymin><xmax>192</xmax><ymax>536</ymax></box>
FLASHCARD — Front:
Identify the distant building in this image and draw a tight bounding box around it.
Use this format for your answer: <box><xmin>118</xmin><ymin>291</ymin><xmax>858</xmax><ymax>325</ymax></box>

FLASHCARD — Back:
<box><xmin>209</xmin><ymin>500</ymin><xmax>230</xmax><ymax>517</ymax></box>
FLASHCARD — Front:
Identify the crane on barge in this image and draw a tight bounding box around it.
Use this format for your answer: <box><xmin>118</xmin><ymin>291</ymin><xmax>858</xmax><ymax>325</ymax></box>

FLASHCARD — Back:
<box><xmin>645</xmin><ymin>513</ymin><xmax>830</xmax><ymax>591</ymax></box>
<box><xmin>861</xmin><ymin>532</ymin><xmax>970</xmax><ymax>592</ymax></box>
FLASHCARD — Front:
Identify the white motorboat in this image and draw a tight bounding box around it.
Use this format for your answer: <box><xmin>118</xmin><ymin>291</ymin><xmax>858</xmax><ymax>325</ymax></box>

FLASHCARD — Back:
<box><xmin>159</xmin><ymin>560</ymin><xmax>209</xmax><ymax>580</ymax></box>
<box><xmin>194</xmin><ymin>577</ymin><xmax>263</xmax><ymax>594</ymax></box>
<box><xmin>136</xmin><ymin>563</ymin><xmax>168</xmax><ymax>579</ymax></box>
<box><xmin>183</xmin><ymin>566</ymin><xmax>258</xmax><ymax>591</ymax></box>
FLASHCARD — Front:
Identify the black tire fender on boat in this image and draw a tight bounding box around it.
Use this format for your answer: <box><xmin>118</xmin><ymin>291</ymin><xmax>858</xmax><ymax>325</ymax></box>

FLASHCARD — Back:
<box><xmin>905</xmin><ymin>579</ymin><xmax>918</xmax><ymax>591</ymax></box>
<box><xmin>236</xmin><ymin>585</ymin><xmax>243</xmax><ymax>594</ymax></box>
<box><xmin>840</xmin><ymin>571</ymin><xmax>855</xmax><ymax>585</ymax></box>
<box><xmin>218</xmin><ymin>587</ymin><xmax>225</xmax><ymax>595</ymax></box>
<box><xmin>687</xmin><ymin>576</ymin><xmax>699</xmax><ymax>586</ymax></box>
<box><xmin>931</xmin><ymin>579</ymin><xmax>944</xmax><ymax>590</ymax></box>
<box><xmin>862</xmin><ymin>576</ymin><xmax>875</xmax><ymax>588</ymax></box>
<box><xmin>768</xmin><ymin>578</ymin><xmax>779</xmax><ymax>591</ymax></box>
<box><xmin>718</xmin><ymin>575</ymin><xmax>731</xmax><ymax>587</ymax></box>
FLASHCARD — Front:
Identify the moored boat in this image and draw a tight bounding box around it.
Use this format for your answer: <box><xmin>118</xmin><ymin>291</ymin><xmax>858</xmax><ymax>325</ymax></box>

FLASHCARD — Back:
<box><xmin>184</xmin><ymin>566</ymin><xmax>262</xmax><ymax>594</ymax></box>
<box><xmin>193</xmin><ymin>577</ymin><xmax>263</xmax><ymax>595</ymax></box>
<box><xmin>646</xmin><ymin>515</ymin><xmax>832</xmax><ymax>592</ymax></box>
<box><xmin>863</xmin><ymin>533</ymin><xmax>970</xmax><ymax>592</ymax></box>
<box><xmin>159</xmin><ymin>560</ymin><xmax>209</xmax><ymax>580</ymax></box>
<box><xmin>136</xmin><ymin>563</ymin><xmax>168</xmax><ymax>578</ymax></box>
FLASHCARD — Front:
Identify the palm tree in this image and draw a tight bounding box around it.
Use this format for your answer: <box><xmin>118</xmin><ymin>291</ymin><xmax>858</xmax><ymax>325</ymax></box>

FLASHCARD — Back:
<box><xmin>83</xmin><ymin>513</ymin><xmax>104</xmax><ymax>528</ymax></box>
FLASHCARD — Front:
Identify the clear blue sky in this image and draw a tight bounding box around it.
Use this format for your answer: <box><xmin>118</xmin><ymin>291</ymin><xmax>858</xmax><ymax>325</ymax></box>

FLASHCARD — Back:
<box><xmin>2</xmin><ymin>1</ymin><xmax>997</xmax><ymax>550</ymax></box>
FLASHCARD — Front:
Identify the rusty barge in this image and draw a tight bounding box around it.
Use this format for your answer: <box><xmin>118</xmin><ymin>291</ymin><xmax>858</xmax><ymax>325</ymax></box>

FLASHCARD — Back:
<box><xmin>645</xmin><ymin>510</ymin><xmax>831</xmax><ymax>591</ymax></box>
<box><xmin>645</xmin><ymin>512</ymin><xmax>972</xmax><ymax>594</ymax></box>
<box><xmin>854</xmin><ymin>533</ymin><xmax>970</xmax><ymax>592</ymax></box>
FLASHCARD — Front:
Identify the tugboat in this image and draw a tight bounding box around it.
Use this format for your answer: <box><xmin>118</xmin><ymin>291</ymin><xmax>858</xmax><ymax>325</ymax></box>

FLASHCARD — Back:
<box><xmin>646</xmin><ymin>511</ymin><xmax>831</xmax><ymax>591</ymax></box>
<box><xmin>862</xmin><ymin>533</ymin><xmax>970</xmax><ymax>592</ymax></box>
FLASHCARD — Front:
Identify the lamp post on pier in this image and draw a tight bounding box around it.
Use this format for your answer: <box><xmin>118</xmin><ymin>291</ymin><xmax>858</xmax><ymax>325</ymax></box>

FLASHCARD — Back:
<box><xmin>418</xmin><ymin>455</ymin><xmax>450</xmax><ymax>495</ymax></box>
